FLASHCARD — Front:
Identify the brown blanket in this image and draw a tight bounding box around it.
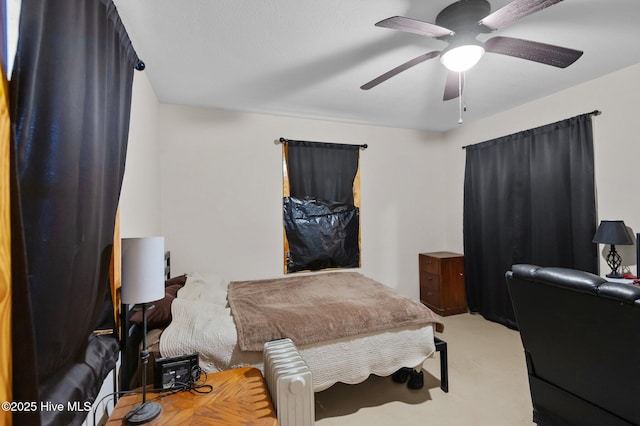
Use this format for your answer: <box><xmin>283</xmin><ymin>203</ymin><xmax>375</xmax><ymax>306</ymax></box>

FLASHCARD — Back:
<box><xmin>227</xmin><ymin>271</ymin><xmax>444</xmax><ymax>351</ymax></box>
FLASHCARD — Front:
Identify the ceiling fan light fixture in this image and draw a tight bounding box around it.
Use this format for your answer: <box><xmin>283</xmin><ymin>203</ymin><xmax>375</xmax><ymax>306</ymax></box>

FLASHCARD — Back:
<box><xmin>441</xmin><ymin>44</ymin><xmax>485</xmax><ymax>72</ymax></box>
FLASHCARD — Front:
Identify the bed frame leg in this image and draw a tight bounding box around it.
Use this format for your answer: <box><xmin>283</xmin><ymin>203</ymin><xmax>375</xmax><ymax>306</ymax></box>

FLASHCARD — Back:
<box><xmin>434</xmin><ymin>337</ymin><xmax>448</xmax><ymax>393</ymax></box>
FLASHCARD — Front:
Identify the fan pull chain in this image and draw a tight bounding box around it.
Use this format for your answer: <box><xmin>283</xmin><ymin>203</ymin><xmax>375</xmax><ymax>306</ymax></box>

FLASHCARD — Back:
<box><xmin>463</xmin><ymin>72</ymin><xmax>467</xmax><ymax>113</ymax></box>
<box><xmin>457</xmin><ymin>72</ymin><xmax>468</xmax><ymax>125</ymax></box>
<box><xmin>458</xmin><ymin>72</ymin><xmax>463</xmax><ymax>124</ymax></box>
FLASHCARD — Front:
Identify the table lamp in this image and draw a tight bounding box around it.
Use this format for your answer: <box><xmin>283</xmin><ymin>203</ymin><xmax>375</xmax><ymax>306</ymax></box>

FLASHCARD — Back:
<box><xmin>121</xmin><ymin>237</ymin><xmax>165</xmax><ymax>424</ymax></box>
<box><xmin>592</xmin><ymin>220</ymin><xmax>634</xmax><ymax>278</ymax></box>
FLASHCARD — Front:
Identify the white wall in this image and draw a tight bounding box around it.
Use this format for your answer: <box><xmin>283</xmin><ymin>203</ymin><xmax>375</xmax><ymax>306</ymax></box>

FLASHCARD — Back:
<box><xmin>442</xmin><ymin>63</ymin><xmax>640</xmax><ymax>275</ymax></box>
<box><xmin>156</xmin><ymin>106</ymin><xmax>450</xmax><ymax>299</ymax></box>
<box><xmin>119</xmin><ymin>71</ymin><xmax>163</xmax><ymax>237</ymax></box>
<box><xmin>123</xmin><ymin>63</ymin><xmax>640</xmax><ymax>301</ymax></box>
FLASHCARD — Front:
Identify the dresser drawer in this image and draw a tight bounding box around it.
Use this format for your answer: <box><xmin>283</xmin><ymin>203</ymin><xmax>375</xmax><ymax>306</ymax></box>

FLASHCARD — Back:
<box><xmin>420</xmin><ymin>255</ymin><xmax>440</xmax><ymax>274</ymax></box>
<box><xmin>421</xmin><ymin>290</ymin><xmax>440</xmax><ymax>308</ymax></box>
<box><xmin>420</xmin><ymin>273</ymin><xmax>441</xmax><ymax>306</ymax></box>
<box><xmin>420</xmin><ymin>272</ymin><xmax>440</xmax><ymax>293</ymax></box>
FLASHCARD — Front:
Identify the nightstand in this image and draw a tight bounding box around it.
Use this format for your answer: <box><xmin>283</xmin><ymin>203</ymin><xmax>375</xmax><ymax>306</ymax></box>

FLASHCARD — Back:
<box><xmin>419</xmin><ymin>252</ymin><xmax>467</xmax><ymax>316</ymax></box>
<box><xmin>106</xmin><ymin>367</ymin><xmax>277</xmax><ymax>425</ymax></box>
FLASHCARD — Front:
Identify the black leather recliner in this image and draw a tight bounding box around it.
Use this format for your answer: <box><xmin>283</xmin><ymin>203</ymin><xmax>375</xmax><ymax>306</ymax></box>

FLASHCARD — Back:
<box><xmin>506</xmin><ymin>264</ymin><xmax>640</xmax><ymax>426</ymax></box>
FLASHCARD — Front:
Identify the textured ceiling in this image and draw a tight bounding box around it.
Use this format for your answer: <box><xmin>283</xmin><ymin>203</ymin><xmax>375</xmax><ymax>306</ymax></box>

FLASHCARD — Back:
<box><xmin>113</xmin><ymin>0</ymin><xmax>640</xmax><ymax>132</ymax></box>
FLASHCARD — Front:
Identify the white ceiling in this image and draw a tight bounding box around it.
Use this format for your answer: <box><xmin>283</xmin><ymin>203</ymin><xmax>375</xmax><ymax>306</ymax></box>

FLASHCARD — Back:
<box><xmin>113</xmin><ymin>0</ymin><xmax>640</xmax><ymax>132</ymax></box>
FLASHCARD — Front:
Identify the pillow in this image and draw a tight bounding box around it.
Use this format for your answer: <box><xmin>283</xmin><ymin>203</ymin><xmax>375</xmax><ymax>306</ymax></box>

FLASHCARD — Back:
<box><xmin>165</xmin><ymin>274</ymin><xmax>187</xmax><ymax>288</ymax></box>
<box><xmin>177</xmin><ymin>272</ymin><xmax>229</xmax><ymax>306</ymax></box>
<box><xmin>130</xmin><ymin>279</ymin><xmax>185</xmax><ymax>330</ymax></box>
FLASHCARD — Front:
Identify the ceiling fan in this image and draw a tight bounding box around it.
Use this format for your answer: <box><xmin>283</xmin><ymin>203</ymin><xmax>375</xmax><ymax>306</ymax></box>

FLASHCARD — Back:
<box><xmin>361</xmin><ymin>0</ymin><xmax>583</xmax><ymax>101</ymax></box>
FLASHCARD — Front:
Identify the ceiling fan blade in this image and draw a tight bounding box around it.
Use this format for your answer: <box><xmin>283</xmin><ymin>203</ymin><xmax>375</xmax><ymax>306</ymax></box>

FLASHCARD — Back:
<box><xmin>376</xmin><ymin>16</ymin><xmax>454</xmax><ymax>38</ymax></box>
<box><xmin>480</xmin><ymin>0</ymin><xmax>564</xmax><ymax>31</ymax></box>
<box><xmin>484</xmin><ymin>36</ymin><xmax>583</xmax><ymax>68</ymax></box>
<box><xmin>361</xmin><ymin>51</ymin><xmax>440</xmax><ymax>90</ymax></box>
<box><xmin>443</xmin><ymin>71</ymin><xmax>464</xmax><ymax>101</ymax></box>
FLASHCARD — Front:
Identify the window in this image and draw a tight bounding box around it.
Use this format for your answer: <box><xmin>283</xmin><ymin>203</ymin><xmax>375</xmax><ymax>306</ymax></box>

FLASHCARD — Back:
<box><xmin>281</xmin><ymin>139</ymin><xmax>363</xmax><ymax>273</ymax></box>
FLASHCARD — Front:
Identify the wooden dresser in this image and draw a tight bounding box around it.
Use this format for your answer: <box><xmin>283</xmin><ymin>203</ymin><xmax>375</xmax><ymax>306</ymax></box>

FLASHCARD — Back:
<box><xmin>106</xmin><ymin>367</ymin><xmax>277</xmax><ymax>425</ymax></box>
<box><xmin>419</xmin><ymin>252</ymin><xmax>467</xmax><ymax>316</ymax></box>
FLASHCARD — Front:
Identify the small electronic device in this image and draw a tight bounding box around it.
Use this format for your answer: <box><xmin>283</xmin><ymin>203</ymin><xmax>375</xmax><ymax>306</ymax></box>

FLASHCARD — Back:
<box><xmin>153</xmin><ymin>352</ymin><xmax>200</xmax><ymax>390</ymax></box>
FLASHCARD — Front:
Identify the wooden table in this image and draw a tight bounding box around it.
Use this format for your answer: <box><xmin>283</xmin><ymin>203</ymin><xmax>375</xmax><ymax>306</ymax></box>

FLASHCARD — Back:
<box><xmin>106</xmin><ymin>367</ymin><xmax>277</xmax><ymax>425</ymax></box>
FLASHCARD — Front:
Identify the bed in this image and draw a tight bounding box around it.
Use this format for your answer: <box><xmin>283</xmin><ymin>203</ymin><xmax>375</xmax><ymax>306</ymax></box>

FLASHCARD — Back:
<box><xmin>120</xmin><ymin>256</ymin><xmax>445</xmax><ymax>393</ymax></box>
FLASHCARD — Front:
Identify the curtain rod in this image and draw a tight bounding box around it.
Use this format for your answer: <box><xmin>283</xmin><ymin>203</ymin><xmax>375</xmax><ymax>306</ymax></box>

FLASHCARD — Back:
<box><xmin>460</xmin><ymin>109</ymin><xmax>602</xmax><ymax>150</ymax></box>
<box><xmin>278</xmin><ymin>137</ymin><xmax>367</xmax><ymax>150</ymax></box>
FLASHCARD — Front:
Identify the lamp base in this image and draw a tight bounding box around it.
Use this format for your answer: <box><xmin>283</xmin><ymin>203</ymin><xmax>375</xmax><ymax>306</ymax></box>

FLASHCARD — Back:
<box><xmin>604</xmin><ymin>245</ymin><xmax>624</xmax><ymax>279</ymax></box>
<box><xmin>606</xmin><ymin>271</ymin><xmax>624</xmax><ymax>279</ymax></box>
<box><xmin>124</xmin><ymin>401</ymin><xmax>162</xmax><ymax>425</ymax></box>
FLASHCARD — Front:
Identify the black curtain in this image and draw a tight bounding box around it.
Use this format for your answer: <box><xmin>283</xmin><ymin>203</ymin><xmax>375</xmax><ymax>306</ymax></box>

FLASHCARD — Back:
<box><xmin>10</xmin><ymin>1</ymin><xmax>140</xmax><ymax>424</ymax></box>
<box><xmin>284</xmin><ymin>140</ymin><xmax>361</xmax><ymax>273</ymax></box>
<box><xmin>288</xmin><ymin>140</ymin><xmax>360</xmax><ymax>205</ymax></box>
<box><xmin>463</xmin><ymin>113</ymin><xmax>598</xmax><ymax>329</ymax></box>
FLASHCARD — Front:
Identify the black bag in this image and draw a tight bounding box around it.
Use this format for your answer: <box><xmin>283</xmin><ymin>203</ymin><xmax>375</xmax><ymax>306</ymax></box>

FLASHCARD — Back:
<box><xmin>283</xmin><ymin>197</ymin><xmax>360</xmax><ymax>273</ymax></box>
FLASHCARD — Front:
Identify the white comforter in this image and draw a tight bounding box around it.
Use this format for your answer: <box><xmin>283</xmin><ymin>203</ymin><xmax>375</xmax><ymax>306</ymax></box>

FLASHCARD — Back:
<box><xmin>160</xmin><ymin>272</ymin><xmax>437</xmax><ymax>392</ymax></box>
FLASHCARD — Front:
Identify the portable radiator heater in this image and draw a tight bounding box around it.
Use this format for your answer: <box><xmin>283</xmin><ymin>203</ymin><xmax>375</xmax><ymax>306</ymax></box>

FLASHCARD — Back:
<box><xmin>263</xmin><ymin>338</ymin><xmax>314</xmax><ymax>426</ymax></box>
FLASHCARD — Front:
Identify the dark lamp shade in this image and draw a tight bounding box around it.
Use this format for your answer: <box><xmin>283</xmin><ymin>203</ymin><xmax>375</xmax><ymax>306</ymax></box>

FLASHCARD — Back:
<box><xmin>592</xmin><ymin>220</ymin><xmax>634</xmax><ymax>245</ymax></box>
<box><xmin>121</xmin><ymin>236</ymin><xmax>165</xmax><ymax>304</ymax></box>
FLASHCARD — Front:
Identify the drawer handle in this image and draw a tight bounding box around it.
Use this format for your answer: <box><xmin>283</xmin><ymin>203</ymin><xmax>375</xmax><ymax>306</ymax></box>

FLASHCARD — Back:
<box><xmin>426</xmin><ymin>292</ymin><xmax>432</xmax><ymax>296</ymax></box>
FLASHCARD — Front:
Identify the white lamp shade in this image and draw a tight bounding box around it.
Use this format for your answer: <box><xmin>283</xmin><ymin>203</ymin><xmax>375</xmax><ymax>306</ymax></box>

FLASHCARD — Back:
<box><xmin>121</xmin><ymin>237</ymin><xmax>166</xmax><ymax>304</ymax></box>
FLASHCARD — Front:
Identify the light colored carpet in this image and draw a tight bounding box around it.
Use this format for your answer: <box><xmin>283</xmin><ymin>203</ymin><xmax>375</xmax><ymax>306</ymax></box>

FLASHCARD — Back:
<box><xmin>314</xmin><ymin>313</ymin><xmax>535</xmax><ymax>425</ymax></box>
